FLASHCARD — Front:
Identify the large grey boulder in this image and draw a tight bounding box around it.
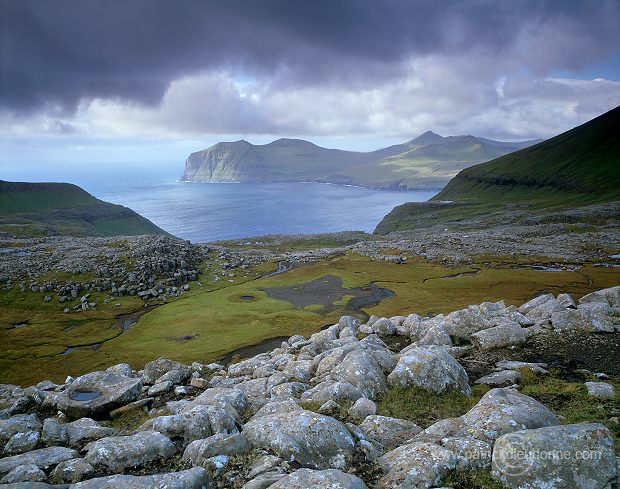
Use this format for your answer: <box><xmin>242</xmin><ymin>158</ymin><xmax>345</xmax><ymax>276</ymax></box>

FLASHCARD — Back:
<box><xmin>518</xmin><ymin>294</ymin><xmax>555</xmax><ymax>315</ymax></box>
<box><xmin>243</xmin><ymin>408</ymin><xmax>355</xmax><ymax>469</ymax></box>
<box><xmin>331</xmin><ymin>350</ymin><xmax>387</xmax><ymax>399</ymax></box>
<box><xmin>551</xmin><ymin>308</ymin><xmax>615</xmax><ymax>333</ymax></box>
<box><xmin>584</xmin><ymin>381</ymin><xmax>615</xmax><ymax>399</ymax></box>
<box><xmin>0</xmin><ymin>464</ymin><xmax>46</xmax><ymax>484</ymax></box>
<box><xmin>83</xmin><ymin>430</ymin><xmax>176</xmax><ymax>473</ymax></box>
<box><xmin>142</xmin><ymin>357</ymin><xmax>191</xmax><ymax>385</ymax></box>
<box><xmin>460</xmin><ymin>388</ymin><xmax>559</xmax><ymax>442</ymax></box>
<box><xmin>0</xmin><ymin>415</ymin><xmax>41</xmax><ymax>443</ymax></box>
<box><xmin>387</xmin><ymin>346</ymin><xmax>471</xmax><ymax>396</ymax></box>
<box><xmin>475</xmin><ymin>370</ymin><xmax>521</xmax><ymax>387</ymax></box>
<box><xmin>266</xmin><ymin>468</ymin><xmax>368</xmax><ymax>488</ymax></box>
<box><xmin>0</xmin><ymin>446</ymin><xmax>79</xmax><ymax>477</ymax></box>
<box><xmin>444</xmin><ymin>308</ymin><xmax>491</xmax><ymax>337</ymax></box>
<box><xmin>579</xmin><ymin>286</ymin><xmax>620</xmax><ymax>307</ymax></box>
<box><xmin>359</xmin><ymin>415</ymin><xmax>422</xmax><ymax>450</ymax></box>
<box><xmin>2</xmin><ymin>430</ymin><xmax>40</xmax><ymax>455</ymax></box>
<box><xmin>470</xmin><ymin>322</ymin><xmax>527</xmax><ymax>350</ymax></box>
<box><xmin>181</xmin><ymin>387</ymin><xmax>247</xmax><ymax>415</ymax></box>
<box><xmin>49</xmin><ymin>458</ymin><xmax>94</xmax><ymax>484</ymax></box>
<box><xmin>492</xmin><ymin>423</ymin><xmax>617</xmax><ymax>489</ymax></box>
<box><xmin>377</xmin><ymin>442</ymin><xmax>456</xmax><ymax>489</ymax></box>
<box><xmin>183</xmin><ymin>433</ymin><xmax>250</xmax><ymax>465</ymax></box>
<box><xmin>56</xmin><ymin>371</ymin><xmax>142</xmax><ymax>419</ymax></box>
<box><xmin>301</xmin><ymin>381</ymin><xmax>364</xmax><ymax>405</ymax></box>
<box><xmin>42</xmin><ymin>418</ymin><xmax>116</xmax><ymax>449</ymax></box>
<box><xmin>72</xmin><ymin>467</ymin><xmax>212</xmax><ymax>489</ymax></box>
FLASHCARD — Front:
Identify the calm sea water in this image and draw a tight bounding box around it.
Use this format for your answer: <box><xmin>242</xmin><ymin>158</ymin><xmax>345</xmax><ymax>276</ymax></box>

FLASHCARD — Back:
<box><xmin>97</xmin><ymin>180</ymin><xmax>437</xmax><ymax>243</ymax></box>
<box><xmin>3</xmin><ymin>163</ymin><xmax>437</xmax><ymax>243</ymax></box>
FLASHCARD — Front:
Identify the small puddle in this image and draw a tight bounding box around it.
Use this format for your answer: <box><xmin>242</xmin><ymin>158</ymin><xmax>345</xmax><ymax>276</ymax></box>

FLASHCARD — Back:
<box><xmin>12</xmin><ymin>322</ymin><xmax>30</xmax><ymax>329</ymax></box>
<box><xmin>239</xmin><ymin>295</ymin><xmax>255</xmax><ymax>301</ymax></box>
<box><xmin>70</xmin><ymin>390</ymin><xmax>102</xmax><ymax>402</ymax></box>
<box><xmin>115</xmin><ymin>306</ymin><xmax>156</xmax><ymax>333</ymax></box>
<box><xmin>221</xmin><ymin>336</ymin><xmax>289</xmax><ymax>365</ymax></box>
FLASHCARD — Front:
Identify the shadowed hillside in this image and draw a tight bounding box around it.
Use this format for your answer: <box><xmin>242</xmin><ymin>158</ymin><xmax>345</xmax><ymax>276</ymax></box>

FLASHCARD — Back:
<box><xmin>0</xmin><ymin>181</ymin><xmax>171</xmax><ymax>238</ymax></box>
<box><xmin>375</xmin><ymin>106</ymin><xmax>620</xmax><ymax>234</ymax></box>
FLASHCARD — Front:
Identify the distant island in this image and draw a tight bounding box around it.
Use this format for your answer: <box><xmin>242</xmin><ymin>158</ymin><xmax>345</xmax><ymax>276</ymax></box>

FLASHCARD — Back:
<box><xmin>182</xmin><ymin>132</ymin><xmax>541</xmax><ymax>190</ymax></box>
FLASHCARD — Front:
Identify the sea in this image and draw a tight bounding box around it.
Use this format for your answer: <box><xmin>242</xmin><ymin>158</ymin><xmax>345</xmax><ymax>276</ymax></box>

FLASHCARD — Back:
<box><xmin>4</xmin><ymin>164</ymin><xmax>438</xmax><ymax>243</ymax></box>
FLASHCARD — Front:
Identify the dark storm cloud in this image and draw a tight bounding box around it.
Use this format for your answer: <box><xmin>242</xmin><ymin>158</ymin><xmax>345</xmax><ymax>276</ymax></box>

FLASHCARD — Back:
<box><xmin>1</xmin><ymin>0</ymin><xmax>619</xmax><ymax>114</ymax></box>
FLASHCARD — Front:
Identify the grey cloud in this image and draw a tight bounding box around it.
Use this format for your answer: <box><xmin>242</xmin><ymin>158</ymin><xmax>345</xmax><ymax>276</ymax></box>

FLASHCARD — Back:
<box><xmin>1</xmin><ymin>0</ymin><xmax>619</xmax><ymax>115</ymax></box>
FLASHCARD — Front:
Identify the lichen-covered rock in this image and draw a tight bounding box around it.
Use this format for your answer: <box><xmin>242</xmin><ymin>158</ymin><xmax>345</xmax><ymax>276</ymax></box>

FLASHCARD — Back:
<box><xmin>301</xmin><ymin>381</ymin><xmax>364</xmax><ymax>405</ymax></box>
<box><xmin>266</xmin><ymin>468</ymin><xmax>368</xmax><ymax>488</ymax></box>
<box><xmin>387</xmin><ymin>346</ymin><xmax>471</xmax><ymax>396</ymax></box>
<box><xmin>49</xmin><ymin>458</ymin><xmax>94</xmax><ymax>484</ymax></box>
<box><xmin>71</xmin><ymin>467</ymin><xmax>212</xmax><ymax>488</ymax></box>
<box><xmin>347</xmin><ymin>398</ymin><xmax>377</xmax><ymax>421</ymax></box>
<box><xmin>460</xmin><ymin>388</ymin><xmax>559</xmax><ymax>442</ymax></box>
<box><xmin>139</xmin><ymin>405</ymin><xmax>221</xmax><ymax>446</ymax></box>
<box><xmin>492</xmin><ymin>423</ymin><xmax>617</xmax><ymax>489</ymax></box>
<box><xmin>183</xmin><ymin>433</ymin><xmax>250</xmax><ymax>466</ymax></box>
<box><xmin>56</xmin><ymin>371</ymin><xmax>142</xmax><ymax>419</ymax></box>
<box><xmin>579</xmin><ymin>286</ymin><xmax>620</xmax><ymax>307</ymax></box>
<box><xmin>0</xmin><ymin>446</ymin><xmax>79</xmax><ymax>477</ymax></box>
<box><xmin>243</xmin><ymin>408</ymin><xmax>355</xmax><ymax>469</ymax></box>
<box><xmin>0</xmin><ymin>464</ymin><xmax>47</xmax><ymax>484</ymax></box>
<box><xmin>181</xmin><ymin>387</ymin><xmax>247</xmax><ymax>415</ymax></box>
<box><xmin>440</xmin><ymin>436</ymin><xmax>492</xmax><ymax>470</ymax></box>
<box><xmin>475</xmin><ymin>370</ymin><xmax>521</xmax><ymax>387</ymax></box>
<box><xmin>551</xmin><ymin>308</ymin><xmax>615</xmax><ymax>332</ymax></box>
<box><xmin>359</xmin><ymin>415</ymin><xmax>422</xmax><ymax>450</ymax></box>
<box><xmin>83</xmin><ymin>430</ymin><xmax>176</xmax><ymax>473</ymax></box>
<box><xmin>0</xmin><ymin>415</ymin><xmax>41</xmax><ymax>444</ymax></box>
<box><xmin>377</xmin><ymin>442</ymin><xmax>456</xmax><ymax>489</ymax></box>
<box><xmin>142</xmin><ymin>357</ymin><xmax>191</xmax><ymax>385</ymax></box>
<box><xmin>470</xmin><ymin>322</ymin><xmax>527</xmax><ymax>350</ymax></box>
<box><xmin>331</xmin><ymin>350</ymin><xmax>387</xmax><ymax>399</ymax></box>
<box><xmin>3</xmin><ymin>430</ymin><xmax>40</xmax><ymax>455</ymax></box>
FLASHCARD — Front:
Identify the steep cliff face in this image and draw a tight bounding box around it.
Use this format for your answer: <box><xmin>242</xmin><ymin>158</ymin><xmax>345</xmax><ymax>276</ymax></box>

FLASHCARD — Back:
<box><xmin>182</xmin><ymin>134</ymin><xmax>540</xmax><ymax>189</ymax></box>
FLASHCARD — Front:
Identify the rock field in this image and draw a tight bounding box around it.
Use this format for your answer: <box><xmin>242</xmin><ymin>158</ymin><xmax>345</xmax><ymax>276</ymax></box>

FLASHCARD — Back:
<box><xmin>0</xmin><ymin>285</ymin><xmax>619</xmax><ymax>488</ymax></box>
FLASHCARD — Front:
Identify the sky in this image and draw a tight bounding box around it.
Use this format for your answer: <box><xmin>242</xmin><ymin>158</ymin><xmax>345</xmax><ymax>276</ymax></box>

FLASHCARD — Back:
<box><xmin>1</xmin><ymin>0</ymin><xmax>620</xmax><ymax>175</ymax></box>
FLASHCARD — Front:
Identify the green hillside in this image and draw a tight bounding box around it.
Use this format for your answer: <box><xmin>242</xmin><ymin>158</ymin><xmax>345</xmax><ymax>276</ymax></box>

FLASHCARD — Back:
<box><xmin>375</xmin><ymin>106</ymin><xmax>620</xmax><ymax>234</ymax></box>
<box><xmin>0</xmin><ymin>181</ymin><xmax>171</xmax><ymax>238</ymax></box>
<box><xmin>182</xmin><ymin>134</ymin><xmax>538</xmax><ymax>190</ymax></box>
<box><xmin>434</xmin><ymin>106</ymin><xmax>620</xmax><ymax>204</ymax></box>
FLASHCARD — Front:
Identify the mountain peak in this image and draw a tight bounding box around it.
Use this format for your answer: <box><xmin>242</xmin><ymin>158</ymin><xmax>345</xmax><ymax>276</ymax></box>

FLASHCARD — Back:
<box><xmin>407</xmin><ymin>131</ymin><xmax>445</xmax><ymax>146</ymax></box>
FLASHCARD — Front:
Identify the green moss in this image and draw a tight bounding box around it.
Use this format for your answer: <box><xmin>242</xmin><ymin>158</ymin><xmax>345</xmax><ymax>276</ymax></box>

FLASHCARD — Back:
<box><xmin>377</xmin><ymin>385</ymin><xmax>490</xmax><ymax>428</ymax></box>
<box><xmin>443</xmin><ymin>470</ymin><xmax>502</xmax><ymax>489</ymax></box>
<box><xmin>518</xmin><ymin>369</ymin><xmax>620</xmax><ymax>455</ymax></box>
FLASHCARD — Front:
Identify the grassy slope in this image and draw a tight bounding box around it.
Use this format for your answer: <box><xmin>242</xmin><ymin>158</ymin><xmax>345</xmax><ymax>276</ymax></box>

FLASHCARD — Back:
<box><xmin>0</xmin><ymin>181</ymin><xmax>170</xmax><ymax>237</ymax></box>
<box><xmin>183</xmin><ymin>135</ymin><xmax>538</xmax><ymax>190</ymax></box>
<box><xmin>375</xmin><ymin>106</ymin><xmax>620</xmax><ymax>233</ymax></box>
<box><xmin>2</xmin><ymin>252</ymin><xmax>618</xmax><ymax>386</ymax></box>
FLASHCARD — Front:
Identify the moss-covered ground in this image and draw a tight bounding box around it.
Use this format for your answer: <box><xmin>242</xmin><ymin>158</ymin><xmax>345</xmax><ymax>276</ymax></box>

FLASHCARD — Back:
<box><xmin>1</xmin><ymin>252</ymin><xmax>618</xmax><ymax>386</ymax></box>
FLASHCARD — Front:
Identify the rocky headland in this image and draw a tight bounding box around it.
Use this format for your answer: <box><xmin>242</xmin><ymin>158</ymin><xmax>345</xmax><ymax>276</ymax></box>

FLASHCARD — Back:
<box><xmin>0</xmin><ymin>285</ymin><xmax>618</xmax><ymax>488</ymax></box>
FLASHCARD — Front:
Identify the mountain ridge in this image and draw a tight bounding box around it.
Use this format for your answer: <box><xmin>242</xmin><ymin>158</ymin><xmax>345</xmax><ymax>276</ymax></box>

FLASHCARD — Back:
<box><xmin>182</xmin><ymin>132</ymin><xmax>540</xmax><ymax>190</ymax></box>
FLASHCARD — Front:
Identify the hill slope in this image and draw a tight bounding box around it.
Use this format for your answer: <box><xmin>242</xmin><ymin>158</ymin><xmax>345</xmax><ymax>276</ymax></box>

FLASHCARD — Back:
<box><xmin>434</xmin><ymin>105</ymin><xmax>620</xmax><ymax>203</ymax></box>
<box><xmin>182</xmin><ymin>134</ymin><xmax>539</xmax><ymax>190</ymax></box>
<box><xmin>0</xmin><ymin>181</ymin><xmax>170</xmax><ymax>238</ymax></box>
<box><xmin>375</xmin><ymin>106</ymin><xmax>620</xmax><ymax>234</ymax></box>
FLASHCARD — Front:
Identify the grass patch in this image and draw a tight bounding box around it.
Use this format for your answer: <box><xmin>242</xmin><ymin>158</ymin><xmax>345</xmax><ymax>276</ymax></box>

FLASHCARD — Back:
<box><xmin>377</xmin><ymin>385</ymin><xmax>490</xmax><ymax>428</ymax></box>
<box><xmin>518</xmin><ymin>369</ymin><xmax>620</xmax><ymax>455</ymax></box>
<box><xmin>443</xmin><ymin>470</ymin><xmax>502</xmax><ymax>489</ymax></box>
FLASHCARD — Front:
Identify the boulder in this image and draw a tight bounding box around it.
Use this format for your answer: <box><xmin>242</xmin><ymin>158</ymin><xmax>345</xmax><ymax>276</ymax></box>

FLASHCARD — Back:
<box><xmin>49</xmin><ymin>458</ymin><xmax>94</xmax><ymax>484</ymax></box>
<box><xmin>475</xmin><ymin>370</ymin><xmax>521</xmax><ymax>387</ymax></box>
<box><xmin>83</xmin><ymin>430</ymin><xmax>176</xmax><ymax>473</ymax></box>
<box><xmin>551</xmin><ymin>308</ymin><xmax>615</xmax><ymax>333</ymax></box>
<box><xmin>0</xmin><ymin>464</ymin><xmax>46</xmax><ymax>484</ymax></box>
<box><xmin>359</xmin><ymin>415</ymin><xmax>422</xmax><ymax>450</ymax></box>
<box><xmin>243</xmin><ymin>408</ymin><xmax>355</xmax><ymax>469</ymax></box>
<box><xmin>387</xmin><ymin>346</ymin><xmax>471</xmax><ymax>396</ymax></box>
<box><xmin>181</xmin><ymin>387</ymin><xmax>247</xmax><ymax>415</ymax></box>
<box><xmin>0</xmin><ymin>415</ymin><xmax>41</xmax><ymax>443</ymax></box>
<box><xmin>0</xmin><ymin>446</ymin><xmax>79</xmax><ymax>477</ymax></box>
<box><xmin>579</xmin><ymin>286</ymin><xmax>620</xmax><ymax>307</ymax></box>
<box><xmin>331</xmin><ymin>350</ymin><xmax>387</xmax><ymax>399</ymax></box>
<box><xmin>377</xmin><ymin>442</ymin><xmax>456</xmax><ymax>489</ymax></box>
<box><xmin>347</xmin><ymin>398</ymin><xmax>377</xmax><ymax>421</ymax></box>
<box><xmin>372</xmin><ymin>318</ymin><xmax>396</xmax><ymax>336</ymax></box>
<box><xmin>142</xmin><ymin>357</ymin><xmax>191</xmax><ymax>385</ymax></box>
<box><xmin>495</xmin><ymin>361</ymin><xmax>549</xmax><ymax>375</ymax></box>
<box><xmin>71</xmin><ymin>467</ymin><xmax>212</xmax><ymax>489</ymax></box>
<box><xmin>460</xmin><ymin>388</ymin><xmax>559</xmax><ymax>442</ymax></box>
<box><xmin>267</xmin><ymin>468</ymin><xmax>368</xmax><ymax>488</ymax></box>
<box><xmin>492</xmin><ymin>423</ymin><xmax>617</xmax><ymax>489</ymax></box>
<box><xmin>139</xmin><ymin>405</ymin><xmax>226</xmax><ymax>445</ymax></box>
<box><xmin>440</xmin><ymin>436</ymin><xmax>492</xmax><ymax>470</ymax></box>
<box><xmin>584</xmin><ymin>381</ymin><xmax>615</xmax><ymax>399</ymax></box>
<box><xmin>56</xmin><ymin>371</ymin><xmax>142</xmax><ymax>419</ymax></box>
<box><xmin>470</xmin><ymin>322</ymin><xmax>527</xmax><ymax>350</ymax></box>
<box><xmin>518</xmin><ymin>294</ymin><xmax>555</xmax><ymax>315</ymax></box>
<box><xmin>183</xmin><ymin>433</ymin><xmax>250</xmax><ymax>465</ymax></box>
<box><xmin>3</xmin><ymin>430</ymin><xmax>40</xmax><ymax>455</ymax></box>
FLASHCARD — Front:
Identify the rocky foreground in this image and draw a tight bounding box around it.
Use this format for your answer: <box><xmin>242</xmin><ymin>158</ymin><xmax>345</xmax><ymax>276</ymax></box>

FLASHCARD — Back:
<box><xmin>1</xmin><ymin>287</ymin><xmax>619</xmax><ymax>488</ymax></box>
